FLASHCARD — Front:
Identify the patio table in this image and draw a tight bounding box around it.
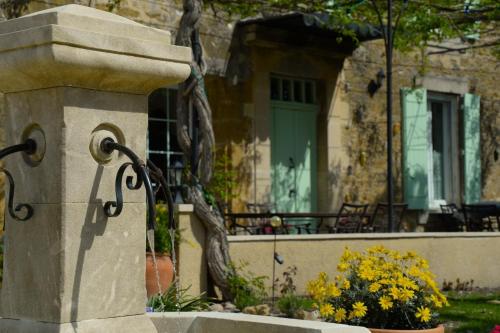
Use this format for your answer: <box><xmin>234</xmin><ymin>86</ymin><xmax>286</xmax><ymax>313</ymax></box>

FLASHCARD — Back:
<box><xmin>463</xmin><ymin>201</ymin><xmax>500</xmax><ymax>231</ymax></box>
<box><xmin>474</xmin><ymin>201</ymin><xmax>500</xmax><ymax>215</ymax></box>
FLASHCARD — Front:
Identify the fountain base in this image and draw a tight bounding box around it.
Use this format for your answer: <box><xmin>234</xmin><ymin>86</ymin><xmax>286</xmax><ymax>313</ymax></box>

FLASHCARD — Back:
<box><xmin>0</xmin><ymin>314</ymin><xmax>157</xmax><ymax>333</ymax></box>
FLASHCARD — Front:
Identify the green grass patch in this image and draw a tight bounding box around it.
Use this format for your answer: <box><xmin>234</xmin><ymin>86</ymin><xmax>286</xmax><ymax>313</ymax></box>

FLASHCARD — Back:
<box><xmin>439</xmin><ymin>291</ymin><xmax>500</xmax><ymax>333</ymax></box>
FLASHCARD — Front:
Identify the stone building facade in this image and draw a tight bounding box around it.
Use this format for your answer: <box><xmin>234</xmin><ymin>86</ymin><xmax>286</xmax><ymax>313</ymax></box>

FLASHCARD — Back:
<box><xmin>0</xmin><ymin>0</ymin><xmax>498</xmax><ymax>230</ymax></box>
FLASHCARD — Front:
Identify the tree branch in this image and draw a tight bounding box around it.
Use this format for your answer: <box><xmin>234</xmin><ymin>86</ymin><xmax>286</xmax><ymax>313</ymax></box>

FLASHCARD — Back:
<box><xmin>427</xmin><ymin>39</ymin><xmax>500</xmax><ymax>55</ymax></box>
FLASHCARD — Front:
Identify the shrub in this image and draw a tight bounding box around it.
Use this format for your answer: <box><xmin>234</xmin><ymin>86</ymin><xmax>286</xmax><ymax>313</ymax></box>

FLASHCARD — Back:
<box><xmin>227</xmin><ymin>261</ymin><xmax>268</xmax><ymax>310</ymax></box>
<box><xmin>307</xmin><ymin>245</ymin><xmax>448</xmax><ymax>329</ymax></box>
<box><xmin>147</xmin><ymin>283</ymin><xmax>211</xmax><ymax>312</ymax></box>
<box><xmin>275</xmin><ymin>266</ymin><xmax>314</xmax><ymax>318</ymax></box>
<box><xmin>277</xmin><ymin>293</ymin><xmax>315</xmax><ymax>318</ymax></box>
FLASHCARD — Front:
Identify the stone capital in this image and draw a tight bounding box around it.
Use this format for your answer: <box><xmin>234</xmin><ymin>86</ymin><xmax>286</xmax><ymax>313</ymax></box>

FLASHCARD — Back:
<box><xmin>0</xmin><ymin>4</ymin><xmax>191</xmax><ymax>94</ymax></box>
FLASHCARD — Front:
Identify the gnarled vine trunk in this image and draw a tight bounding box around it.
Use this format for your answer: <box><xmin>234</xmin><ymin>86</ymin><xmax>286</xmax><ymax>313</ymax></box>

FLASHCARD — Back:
<box><xmin>175</xmin><ymin>0</ymin><xmax>233</xmax><ymax>300</ymax></box>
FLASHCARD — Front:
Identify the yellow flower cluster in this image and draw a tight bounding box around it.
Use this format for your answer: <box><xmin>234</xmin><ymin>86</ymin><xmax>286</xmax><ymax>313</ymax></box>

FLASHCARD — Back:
<box><xmin>307</xmin><ymin>245</ymin><xmax>448</xmax><ymax>326</ymax></box>
<box><xmin>317</xmin><ymin>302</ymin><xmax>350</xmax><ymax>323</ymax></box>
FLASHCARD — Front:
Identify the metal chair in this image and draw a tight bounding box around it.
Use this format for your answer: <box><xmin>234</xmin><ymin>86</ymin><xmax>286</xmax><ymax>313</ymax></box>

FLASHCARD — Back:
<box><xmin>362</xmin><ymin>203</ymin><xmax>408</xmax><ymax>232</ymax></box>
<box><xmin>462</xmin><ymin>204</ymin><xmax>498</xmax><ymax>231</ymax></box>
<box><xmin>329</xmin><ymin>203</ymin><xmax>369</xmax><ymax>233</ymax></box>
<box><xmin>440</xmin><ymin>203</ymin><xmax>465</xmax><ymax>231</ymax></box>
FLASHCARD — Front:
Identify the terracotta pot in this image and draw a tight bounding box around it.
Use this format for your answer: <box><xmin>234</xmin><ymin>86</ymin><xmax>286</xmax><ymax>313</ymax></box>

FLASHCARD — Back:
<box><xmin>369</xmin><ymin>324</ymin><xmax>445</xmax><ymax>333</ymax></box>
<box><xmin>145</xmin><ymin>252</ymin><xmax>174</xmax><ymax>298</ymax></box>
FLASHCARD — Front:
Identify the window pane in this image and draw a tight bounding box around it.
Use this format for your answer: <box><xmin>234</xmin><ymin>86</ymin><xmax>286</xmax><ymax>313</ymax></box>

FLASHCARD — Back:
<box><xmin>271</xmin><ymin>78</ymin><xmax>280</xmax><ymax>100</ymax></box>
<box><xmin>149</xmin><ymin>153</ymin><xmax>168</xmax><ymax>201</ymax></box>
<box><xmin>168</xmin><ymin>89</ymin><xmax>178</xmax><ymax>120</ymax></box>
<box><xmin>169</xmin><ymin>153</ymin><xmax>184</xmax><ymax>167</ymax></box>
<box><xmin>149</xmin><ymin>153</ymin><xmax>167</xmax><ymax>173</ymax></box>
<box><xmin>305</xmin><ymin>82</ymin><xmax>314</xmax><ymax>104</ymax></box>
<box><xmin>169</xmin><ymin>123</ymin><xmax>181</xmax><ymax>153</ymax></box>
<box><xmin>148</xmin><ymin>120</ymin><xmax>167</xmax><ymax>152</ymax></box>
<box><xmin>431</xmin><ymin>102</ymin><xmax>445</xmax><ymax>200</ymax></box>
<box><xmin>294</xmin><ymin>81</ymin><xmax>303</xmax><ymax>102</ymax></box>
<box><xmin>282</xmin><ymin>79</ymin><xmax>291</xmax><ymax>101</ymax></box>
<box><xmin>148</xmin><ymin>88</ymin><xmax>167</xmax><ymax>119</ymax></box>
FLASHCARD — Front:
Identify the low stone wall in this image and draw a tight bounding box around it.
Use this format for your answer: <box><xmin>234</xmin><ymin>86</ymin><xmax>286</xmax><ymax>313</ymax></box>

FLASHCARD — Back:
<box><xmin>229</xmin><ymin>232</ymin><xmax>500</xmax><ymax>294</ymax></box>
<box><xmin>176</xmin><ymin>205</ymin><xmax>500</xmax><ymax>295</ymax></box>
<box><xmin>148</xmin><ymin>312</ymin><xmax>369</xmax><ymax>333</ymax></box>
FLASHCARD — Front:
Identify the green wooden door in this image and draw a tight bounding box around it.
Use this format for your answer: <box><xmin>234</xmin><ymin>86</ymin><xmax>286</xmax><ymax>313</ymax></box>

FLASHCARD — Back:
<box><xmin>271</xmin><ymin>101</ymin><xmax>317</xmax><ymax>219</ymax></box>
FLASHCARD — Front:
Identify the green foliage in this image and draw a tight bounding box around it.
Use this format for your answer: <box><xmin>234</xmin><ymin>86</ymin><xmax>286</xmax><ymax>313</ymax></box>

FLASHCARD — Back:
<box><xmin>277</xmin><ymin>293</ymin><xmax>315</xmax><ymax>318</ymax></box>
<box><xmin>207</xmin><ymin>0</ymin><xmax>499</xmax><ymax>56</ymax></box>
<box><xmin>204</xmin><ymin>151</ymin><xmax>238</xmax><ymax>207</ymax></box>
<box><xmin>227</xmin><ymin>261</ymin><xmax>268</xmax><ymax>310</ymax></box>
<box><xmin>147</xmin><ymin>283</ymin><xmax>211</xmax><ymax>312</ymax></box>
<box><xmin>439</xmin><ymin>291</ymin><xmax>500</xmax><ymax>333</ymax></box>
<box><xmin>277</xmin><ymin>265</ymin><xmax>298</xmax><ymax>295</ymax></box>
<box><xmin>146</xmin><ymin>203</ymin><xmax>180</xmax><ymax>255</ymax></box>
<box><xmin>275</xmin><ymin>266</ymin><xmax>314</xmax><ymax>318</ymax></box>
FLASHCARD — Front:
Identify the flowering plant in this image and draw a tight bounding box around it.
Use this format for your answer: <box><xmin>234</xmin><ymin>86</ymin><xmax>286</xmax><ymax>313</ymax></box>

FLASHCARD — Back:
<box><xmin>307</xmin><ymin>246</ymin><xmax>448</xmax><ymax>329</ymax></box>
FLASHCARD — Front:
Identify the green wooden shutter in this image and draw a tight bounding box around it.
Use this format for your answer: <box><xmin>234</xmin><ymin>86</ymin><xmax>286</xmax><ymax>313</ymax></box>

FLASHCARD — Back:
<box><xmin>401</xmin><ymin>88</ymin><xmax>429</xmax><ymax>209</ymax></box>
<box><xmin>463</xmin><ymin>93</ymin><xmax>481</xmax><ymax>204</ymax></box>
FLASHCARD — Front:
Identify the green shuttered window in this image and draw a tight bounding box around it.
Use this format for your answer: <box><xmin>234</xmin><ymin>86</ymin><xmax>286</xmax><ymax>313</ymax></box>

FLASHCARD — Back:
<box><xmin>401</xmin><ymin>88</ymin><xmax>429</xmax><ymax>210</ymax></box>
<box><xmin>463</xmin><ymin>93</ymin><xmax>481</xmax><ymax>204</ymax></box>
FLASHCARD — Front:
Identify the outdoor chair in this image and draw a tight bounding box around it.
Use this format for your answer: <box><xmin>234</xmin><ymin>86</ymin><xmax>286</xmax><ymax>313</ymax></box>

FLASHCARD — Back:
<box><xmin>329</xmin><ymin>203</ymin><xmax>369</xmax><ymax>233</ymax></box>
<box><xmin>440</xmin><ymin>203</ymin><xmax>465</xmax><ymax>231</ymax></box>
<box><xmin>462</xmin><ymin>204</ymin><xmax>498</xmax><ymax>232</ymax></box>
<box><xmin>361</xmin><ymin>203</ymin><xmax>408</xmax><ymax>232</ymax></box>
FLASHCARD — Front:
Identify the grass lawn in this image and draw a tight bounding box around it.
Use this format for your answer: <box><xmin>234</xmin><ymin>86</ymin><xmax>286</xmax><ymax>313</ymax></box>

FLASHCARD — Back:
<box><xmin>439</xmin><ymin>291</ymin><xmax>500</xmax><ymax>333</ymax></box>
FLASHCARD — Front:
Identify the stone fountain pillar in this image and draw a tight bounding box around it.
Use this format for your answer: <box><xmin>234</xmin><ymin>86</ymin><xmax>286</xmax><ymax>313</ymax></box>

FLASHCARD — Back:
<box><xmin>0</xmin><ymin>5</ymin><xmax>190</xmax><ymax>332</ymax></box>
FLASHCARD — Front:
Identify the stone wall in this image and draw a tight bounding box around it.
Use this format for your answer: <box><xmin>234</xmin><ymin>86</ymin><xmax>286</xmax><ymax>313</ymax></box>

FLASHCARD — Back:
<box><xmin>334</xmin><ymin>40</ymin><xmax>500</xmax><ymax>211</ymax></box>
<box><xmin>228</xmin><ymin>232</ymin><xmax>500</xmax><ymax>295</ymax></box>
<box><xmin>177</xmin><ymin>206</ymin><xmax>500</xmax><ymax>294</ymax></box>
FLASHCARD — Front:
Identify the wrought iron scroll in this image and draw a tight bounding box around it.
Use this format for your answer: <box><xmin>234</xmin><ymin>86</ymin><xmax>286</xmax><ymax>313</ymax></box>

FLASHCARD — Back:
<box><xmin>0</xmin><ymin>139</ymin><xmax>37</xmax><ymax>223</ymax></box>
<box><xmin>100</xmin><ymin>137</ymin><xmax>156</xmax><ymax>230</ymax></box>
<box><xmin>0</xmin><ymin>168</ymin><xmax>33</xmax><ymax>222</ymax></box>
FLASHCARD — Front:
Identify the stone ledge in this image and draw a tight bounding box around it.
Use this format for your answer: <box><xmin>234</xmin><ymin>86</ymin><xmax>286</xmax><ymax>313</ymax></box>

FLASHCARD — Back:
<box><xmin>149</xmin><ymin>312</ymin><xmax>370</xmax><ymax>333</ymax></box>
<box><xmin>0</xmin><ymin>314</ymin><xmax>156</xmax><ymax>333</ymax></box>
<box><xmin>176</xmin><ymin>204</ymin><xmax>195</xmax><ymax>213</ymax></box>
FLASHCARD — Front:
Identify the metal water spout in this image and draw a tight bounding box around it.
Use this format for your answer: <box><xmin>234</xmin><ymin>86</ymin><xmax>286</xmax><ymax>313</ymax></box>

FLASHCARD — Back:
<box><xmin>97</xmin><ymin>136</ymin><xmax>176</xmax><ymax>233</ymax></box>
<box><xmin>0</xmin><ymin>139</ymin><xmax>37</xmax><ymax>221</ymax></box>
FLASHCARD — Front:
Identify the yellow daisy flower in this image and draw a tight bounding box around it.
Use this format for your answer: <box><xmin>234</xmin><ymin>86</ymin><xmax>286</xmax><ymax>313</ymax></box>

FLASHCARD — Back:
<box><xmin>334</xmin><ymin>308</ymin><xmax>347</xmax><ymax>323</ymax></box>
<box><xmin>415</xmin><ymin>306</ymin><xmax>431</xmax><ymax>322</ymax></box>
<box><xmin>351</xmin><ymin>301</ymin><xmax>367</xmax><ymax>318</ymax></box>
<box><xmin>369</xmin><ymin>282</ymin><xmax>381</xmax><ymax>293</ymax></box>
<box><xmin>327</xmin><ymin>283</ymin><xmax>341</xmax><ymax>297</ymax></box>
<box><xmin>379</xmin><ymin>296</ymin><xmax>393</xmax><ymax>310</ymax></box>
<box><xmin>319</xmin><ymin>303</ymin><xmax>335</xmax><ymax>318</ymax></box>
